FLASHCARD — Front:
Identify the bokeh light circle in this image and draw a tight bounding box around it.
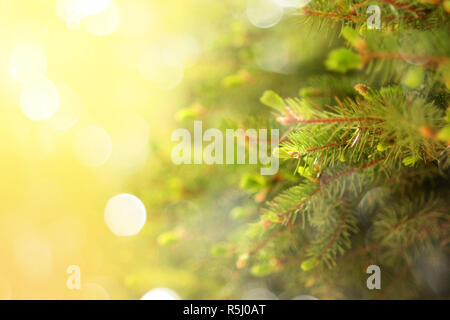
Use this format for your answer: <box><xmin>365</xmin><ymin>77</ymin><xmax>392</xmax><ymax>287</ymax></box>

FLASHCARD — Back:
<box><xmin>111</xmin><ymin>114</ymin><xmax>150</xmax><ymax>168</ymax></box>
<box><xmin>46</xmin><ymin>84</ymin><xmax>81</xmax><ymax>131</ymax></box>
<box><xmin>78</xmin><ymin>0</ymin><xmax>111</xmax><ymax>16</ymax></box>
<box><xmin>141</xmin><ymin>288</ymin><xmax>181</xmax><ymax>300</ymax></box>
<box><xmin>139</xmin><ymin>45</ymin><xmax>184</xmax><ymax>89</ymax></box>
<box><xmin>162</xmin><ymin>36</ymin><xmax>200</xmax><ymax>69</ymax></box>
<box><xmin>246</xmin><ymin>0</ymin><xmax>284</xmax><ymax>29</ymax></box>
<box><xmin>84</xmin><ymin>4</ymin><xmax>119</xmax><ymax>36</ymax></box>
<box><xmin>273</xmin><ymin>0</ymin><xmax>310</xmax><ymax>8</ymax></box>
<box><xmin>104</xmin><ymin>193</ymin><xmax>147</xmax><ymax>237</ymax></box>
<box><xmin>118</xmin><ymin>0</ymin><xmax>155</xmax><ymax>37</ymax></box>
<box><xmin>255</xmin><ymin>38</ymin><xmax>290</xmax><ymax>73</ymax></box>
<box><xmin>9</xmin><ymin>43</ymin><xmax>47</xmax><ymax>83</ymax></box>
<box><xmin>20</xmin><ymin>77</ymin><xmax>60</xmax><ymax>121</ymax></box>
<box><xmin>80</xmin><ymin>283</ymin><xmax>110</xmax><ymax>300</ymax></box>
<box><xmin>73</xmin><ymin>125</ymin><xmax>112</xmax><ymax>167</ymax></box>
<box><xmin>56</xmin><ymin>0</ymin><xmax>111</xmax><ymax>24</ymax></box>
<box><xmin>397</xmin><ymin>32</ymin><xmax>433</xmax><ymax>66</ymax></box>
<box><xmin>241</xmin><ymin>287</ymin><xmax>278</xmax><ymax>300</ymax></box>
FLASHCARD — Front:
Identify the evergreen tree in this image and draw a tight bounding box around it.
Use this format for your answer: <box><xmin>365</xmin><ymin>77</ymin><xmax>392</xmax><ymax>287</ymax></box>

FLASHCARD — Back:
<box><xmin>150</xmin><ymin>0</ymin><xmax>450</xmax><ymax>299</ymax></box>
<box><xmin>232</xmin><ymin>0</ymin><xmax>450</xmax><ymax>299</ymax></box>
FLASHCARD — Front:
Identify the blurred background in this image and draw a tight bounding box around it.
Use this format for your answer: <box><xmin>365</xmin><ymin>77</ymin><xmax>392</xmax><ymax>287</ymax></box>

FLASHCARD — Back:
<box><xmin>4</xmin><ymin>0</ymin><xmax>444</xmax><ymax>300</ymax></box>
<box><xmin>0</xmin><ymin>0</ymin><xmax>322</xmax><ymax>300</ymax></box>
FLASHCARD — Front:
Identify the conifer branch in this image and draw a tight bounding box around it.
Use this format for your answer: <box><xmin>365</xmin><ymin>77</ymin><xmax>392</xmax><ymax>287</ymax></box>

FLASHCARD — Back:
<box><xmin>362</xmin><ymin>51</ymin><xmax>449</xmax><ymax>68</ymax></box>
<box><xmin>290</xmin><ymin>117</ymin><xmax>385</xmax><ymax>124</ymax></box>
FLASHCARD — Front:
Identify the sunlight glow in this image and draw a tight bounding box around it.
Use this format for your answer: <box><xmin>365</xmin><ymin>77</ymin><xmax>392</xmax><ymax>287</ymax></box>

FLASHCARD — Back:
<box><xmin>139</xmin><ymin>45</ymin><xmax>184</xmax><ymax>89</ymax></box>
<box><xmin>20</xmin><ymin>77</ymin><xmax>60</xmax><ymax>121</ymax></box>
<box><xmin>46</xmin><ymin>84</ymin><xmax>81</xmax><ymax>131</ymax></box>
<box><xmin>84</xmin><ymin>4</ymin><xmax>120</xmax><ymax>36</ymax></box>
<box><xmin>56</xmin><ymin>0</ymin><xmax>111</xmax><ymax>22</ymax></box>
<box><xmin>118</xmin><ymin>0</ymin><xmax>155</xmax><ymax>36</ymax></box>
<box><xmin>78</xmin><ymin>0</ymin><xmax>111</xmax><ymax>16</ymax></box>
<box><xmin>73</xmin><ymin>126</ymin><xmax>113</xmax><ymax>167</ymax></box>
<box><xmin>0</xmin><ymin>277</ymin><xmax>12</xmax><ymax>300</ymax></box>
<box><xmin>110</xmin><ymin>114</ymin><xmax>150</xmax><ymax>169</ymax></box>
<box><xmin>162</xmin><ymin>36</ymin><xmax>200</xmax><ymax>69</ymax></box>
<box><xmin>14</xmin><ymin>236</ymin><xmax>53</xmax><ymax>281</ymax></box>
<box><xmin>9</xmin><ymin>43</ymin><xmax>47</xmax><ymax>83</ymax></box>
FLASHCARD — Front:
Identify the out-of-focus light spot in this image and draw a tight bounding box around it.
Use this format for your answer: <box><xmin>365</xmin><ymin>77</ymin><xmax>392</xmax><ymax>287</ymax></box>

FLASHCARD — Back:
<box><xmin>246</xmin><ymin>0</ymin><xmax>283</xmax><ymax>29</ymax></box>
<box><xmin>357</xmin><ymin>187</ymin><xmax>391</xmax><ymax>227</ymax></box>
<box><xmin>397</xmin><ymin>32</ymin><xmax>431</xmax><ymax>66</ymax></box>
<box><xmin>46</xmin><ymin>84</ymin><xmax>81</xmax><ymax>131</ymax></box>
<box><xmin>111</xmin><ymin>114</ymin><xmax>150</xmax><ymax>168</ymax></box>
<box><xmin>20</xmin><ymin>77</ymin><xmax>60</xmax><ymax>121</ymax></box>
<box><xmin>115</xmin><ymin>114</ymin><xmax>150</xmax><ymax>154</ymax></box>
<box><xmin>14</xmin><ymin>236</ymin><xmax>53</xmax><ymax>281</ymax></box>
<box><xmin>411</xmin><ymin>249</ymin><xmax>450</xmax><ymax>298</ymax></box>
<box><xmin>141</xmin><ymin>288</ymin><xmax>180</xmax><ymax>300</ymax></box>
<box><xmin>255</xmin><ymin>38</ymin><xmax>290</xmax><ymax>73</ymax></box>
<box><xmin>139</xmin><ymin>45</ymin><xmax>184</xmax><ymax>89</ymax></box>
<box><xmin>242</xmin><ymin>287</ymin><xmax>278</xmax><ymax>300</ymax></box>
<box><xmin>56</xmin><ymin>0</ymin><xmax>111</xmax><ymax>25</ymax></box>
<box><xmin>73</xmin><ymin>125</ymin><xmax>112</xmax><ymax>167</ymax></box>
<box><xmin>162</xmin><ymin>36</ymin><xmax>200</xmax><ymax>69</ymax></box>
<box><xmin>79</xmin><ymin>283</ymin><xmax>110</xmax><ymax>300</ymax></box>
<box><xmin>78</xmin><ymin>0</ymin><xmax>111</xmax><ymax>16</ymax></box>
<box><xmin>9</xmin><ymin>43</ymin><xmax>47</xmax><ymax>83</ymax></box>
<box><xmin>118</xmin><ymin>0</ymin><xmax>155</xmax><ymax>37</ymax></box>
<box><xmin>83</xmin><ymin>4</ymin><xmax>120</xmax><ymax>36</ymax></box>
<box><xmin>56</xmin><ymin>0</ymin><xmax>84</xmax><ymax>27</ymax></box>
<box><xmin>273</xmin><ymin>0</ymin><xmax>310</xmax><ymax>8</ymax></box>
<box><xmin>14</xmin><ymin>20</ymin><xmax>51</xmax><ymax>47</ymax></box>
<box><xmin>105</xmin><ymin>193</ymin><xmax>147</xmax><ymax>236</ymax></box>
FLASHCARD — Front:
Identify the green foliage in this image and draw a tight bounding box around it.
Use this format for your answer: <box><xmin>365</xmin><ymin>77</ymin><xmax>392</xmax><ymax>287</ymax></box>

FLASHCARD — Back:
<box><xmin>301</xmin><ymin>257</ymin><xmax>319</xmax><ymax>271</ymax></box>
<box><xmin>438</xmin><ymin>125</ymin><xmax>450</xmax><ymax>141</ymax></box>
<box><xmin>240</xmin><ymin>174</ymin><xmax>267</xmax><ymax>193</ymax></box>
<box><xmin>175</xmin><ymin>105</ymin><xmax>203</xmax><ymax>122</ymax></box>
<box><xmin>260</xmin><ymin>90</ymin><xmax>286</xmax><ymax>112</ymax></box>
<box><xmin>210</xmin><ymin>243</ymin><xmax>231</xmax><ymax>257</ymax></box>
<box><xmin>137</xmin><ymin>0</ymin><xmax>450</xmax><ymax>300</ymax></box>
<box><xmin>210</xmin><ymin>0</ymin><xmax>449</xmax><ymax>300</ymax></box>
<box><xmin>157</xmin><ymin>231</ymin><xmax>181</xmax><ymax>246</ymax></box>
<box><xmin>326</xmin><ymin>48</ymin><xmax>362</xmax><ymax>73</ymax></box>
<box><xmin>403</xmin><ymin>67</ymin><xmax>425</xmax><ymax>89</ymax></box>
<box><xmin>230</xmin><ymin>206</ymin><xmax>255</xmax><ymax>220</ymax></box>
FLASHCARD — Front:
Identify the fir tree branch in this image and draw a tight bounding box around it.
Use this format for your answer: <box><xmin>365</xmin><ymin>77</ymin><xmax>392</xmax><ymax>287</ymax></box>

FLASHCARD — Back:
<box><xmin>363</xmin><ymin>51</ymin><xmax>449</xmax><ymax>68</ymax></box>
<box><xmin>248</xmin><ymin>230</ymin><xmax>282</xmax><ymax>257</ymax></box>
<box><xmin>377</xmin><ymin>0</ymin><xmax>425</xmax><ymax>17</ymax></box>
<box><xmin>378</xmin><ymin>265</ymin><xmax>409</xmax><ymax>299</ymax></box>
<box><xmin>289</xmin><ymin>117</ymin><xmax>385</xmax><ymax>124</ymax></box>
<box><xmin>318</xmin><ymin>212</ymin><xmax>349</xmax><ymax>260</ymax></box>
<box><xmin>289</xmin><ymin>140</ymin><xmax>347</xmax><ymax>158</ymax></box>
